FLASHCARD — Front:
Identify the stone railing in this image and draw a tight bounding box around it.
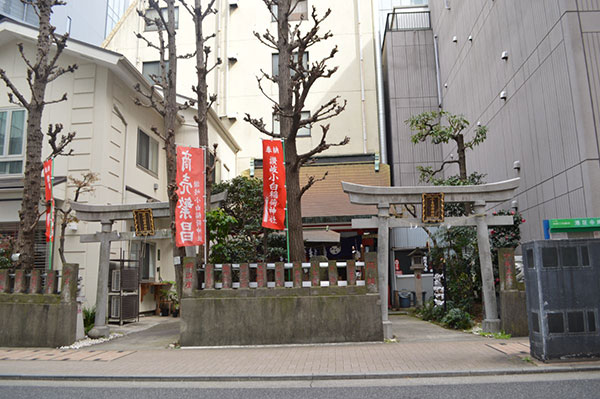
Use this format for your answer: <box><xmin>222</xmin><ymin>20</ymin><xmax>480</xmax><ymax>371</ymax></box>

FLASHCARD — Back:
<box><xmin>181</xmin><ymin>259</ymin><xmax>378</xmax><ymax>296</ymax></box>
<box><xmin>0</xmin><ymin>264</ymin><xmax>79</xmax><ymax>347</ymax></box>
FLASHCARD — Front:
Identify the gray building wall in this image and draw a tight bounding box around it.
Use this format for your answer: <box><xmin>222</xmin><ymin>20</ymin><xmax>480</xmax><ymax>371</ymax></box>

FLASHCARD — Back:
<box><xmin>384</xmin><ymin>1</ymin><xmax>600</xmax><ymax>242</ymax></box>
<box><xmin>383</xmin><ymin>28</ymin><xmax>442</xmax><ymax>186</ymax></box>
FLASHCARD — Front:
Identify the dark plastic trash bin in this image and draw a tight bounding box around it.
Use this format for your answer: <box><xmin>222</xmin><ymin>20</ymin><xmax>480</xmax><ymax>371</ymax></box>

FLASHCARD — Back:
<box><xmin>399</xmin><ymin>290</ymin><xmax>411</xmax><ymax>308</ymax></box>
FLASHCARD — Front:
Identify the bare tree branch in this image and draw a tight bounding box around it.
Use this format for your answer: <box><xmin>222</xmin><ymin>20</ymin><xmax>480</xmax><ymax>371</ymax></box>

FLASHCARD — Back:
<box><xmin>297</xmin><ymin>125</ymin><xmax>349</xmax><ymax>168</ymax></box>
<box><xmin>45</xmin><ymin>123</ymin><xmax>76</xmax><ymax>161</ymax></box>
<box><xmin>0</xmin><ymin>69</ymin><xmax>29</xmax><ymax>108</ymax></box>
<box><xmin>243</xmin><ymin>114</ymin><xmax>280</xmax><ymax>138</ymax></box>
<box><xmin>300</xmin><ymin>171</ymin><xmax>328</xmax><ymax>197</ymax></box>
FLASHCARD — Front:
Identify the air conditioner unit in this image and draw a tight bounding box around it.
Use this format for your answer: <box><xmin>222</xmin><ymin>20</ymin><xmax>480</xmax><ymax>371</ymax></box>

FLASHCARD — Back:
<box><xmin>110</xmin><ymin>296</ymin><xmax>120</xmax><ymax>318</ymax></box>
<box><xmin>111</xmin><ymin>269</ymin><xmax>121</xmax><ymax>292</ymax></box>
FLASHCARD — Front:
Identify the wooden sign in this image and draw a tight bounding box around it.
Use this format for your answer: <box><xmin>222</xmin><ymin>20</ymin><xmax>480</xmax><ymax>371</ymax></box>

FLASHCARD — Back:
<box><xmin>422</xmin><ymin>193</ymin><xmax>444</xmax><ymax>223</ymax></box>
<box><xmin>133</xmin><ymin>208</ymin><xmax>155</xmax><ymax>236</ymax></box>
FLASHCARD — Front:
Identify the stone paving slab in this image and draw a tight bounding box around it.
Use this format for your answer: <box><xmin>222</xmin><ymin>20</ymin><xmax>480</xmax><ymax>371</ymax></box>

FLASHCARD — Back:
<box><xmin>0</xmin><ymin>349</ymin><xmax>134</xmax><ymax>362</ymax></box>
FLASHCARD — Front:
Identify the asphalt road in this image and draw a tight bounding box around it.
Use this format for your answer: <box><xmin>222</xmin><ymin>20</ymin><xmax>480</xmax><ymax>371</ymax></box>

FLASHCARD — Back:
<box><xmin>1</xmin><ymin>371</ymin><xmax>599</xmax><ymax>399</ymax></box>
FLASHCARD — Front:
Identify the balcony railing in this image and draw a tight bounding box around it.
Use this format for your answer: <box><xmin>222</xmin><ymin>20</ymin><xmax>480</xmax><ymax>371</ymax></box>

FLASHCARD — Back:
<box><xmin>386</xmin><ymin>11</ymin><xmax>431</xmax><ymax>32</ymax></box>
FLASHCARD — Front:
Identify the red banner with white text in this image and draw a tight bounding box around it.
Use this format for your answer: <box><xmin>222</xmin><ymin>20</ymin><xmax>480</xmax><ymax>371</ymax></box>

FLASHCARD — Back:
<box><xmin>262</xmin><ymin>140</ymin><xmax>286</xmax><ymax>230</ymax></box>
<box><xmin>175</xmin><ymin>146</ymin><xmax>205</xmax><ymax>247</ymax></box>
<box><xmin>43</xmin><ymin>159</ymin><xmax>54</xmax><ymax>243</ymax></box>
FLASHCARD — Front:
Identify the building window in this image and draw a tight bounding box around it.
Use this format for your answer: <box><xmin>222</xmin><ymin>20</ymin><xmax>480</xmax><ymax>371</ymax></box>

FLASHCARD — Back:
<box><xmin>273</xmin><ymin>111</ymin><xmax>311</xmax><ymax>137</ymax></box>
<box><xmin>272</xmin><ymin>52</ymin><xmax>309</xmax><ymax>77</ymax></box>
<box><xmin>144</xmin><ymin>6</ymin><xmax>179</xmax><ymax>31</ymax></box>
<box><xmin>130</xmin><ymin>241</ymin><xmax>155</xmax><ymax>281</ymax></box>
<box><xmin>142</xmin><ymin>61</ymin><xmax>169</xmax><ymax>83</ymax></box>
<box><xmin>271</xmin><ymin>0</ymin><xmax>308</xmax><ymax>21</ymax></box>
<box><xmin>136</xmin><ymin>129</ymin><xmax>159</xmax><ymax>175</ymax></box>
<box><xmin>0</xmin><ymin>109</ymin><xmax>25</xmax><ymax>175</ymax></box>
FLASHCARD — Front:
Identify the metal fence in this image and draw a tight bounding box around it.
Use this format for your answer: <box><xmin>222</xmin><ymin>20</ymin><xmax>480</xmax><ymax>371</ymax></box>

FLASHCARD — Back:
<box><xmin>386</xmin><ymin>11</ymin><xmax>431</xmax><ymax>32</ymax></box>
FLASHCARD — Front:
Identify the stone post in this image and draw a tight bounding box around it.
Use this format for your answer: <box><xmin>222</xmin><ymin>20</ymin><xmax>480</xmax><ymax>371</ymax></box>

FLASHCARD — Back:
<box><xmin>204</xmin><ymin>264</ymin><xmax>214</xmax><ymax>289</ymax></box>
<box><xmin>377</xmin><ymin>204</ymin><xmax>392</xmax><ymax>339</ymax></box>
<box><xmin>88</xmin><ymin>220</ymin><xmax>113</xmax><ymax>339</ymax></box>
<box><xmin>44</xmin><ymin>270</ymin><xmax>57</xmax><ymax>294</ymax></box>
<box><xmin>275</xmin><ymin>262</ymin><xmax>285</xmax><ymax>287</ymax></box>
<box><xmin>347</xmin><ymin>260</ymin><xmax>356</xmax><ymax>286</ymax></box>
<box><xmin>60</xmin><ymin>263</ymin><xmax>79</xmax><ymax>303</ymax></box>
<box><xmin>310</xmin><ymin>261</ymin><xmax>320</xmax><ymax>287</ymax></box>
<box><xmin>474</xmin><ymin>201</ymin><xmax>500</xmax><ymax>333</ymax></box>
<box><xmin>411</xmin><ymin>265</ymin><xmax>425</xmax><ymax>308</ymax></box>
<box><xmin>0</xmin><ymin>269</ymin><xmax>8</xmax><ymax>293</ymax></box>
<box><xmin>239</xmin><ymin>263</ymin><xmax>249</xmax><ymax>289</ymax></box>
<box><xmin>222</xmin><ymin>264</ymin><xmax>232</xmax><ymax>289</ymax></box>
<box><xmin>29</xmin><ymin>269</ymin><xmax>42</xmax><ymax>294</ymax></box>
<box><xmin>13</xmin><ymin>269</ymin><xmax>26</xmax><ymax>293</ymax></box>
<box><xmin>182</xmin><ymin>257</ymin><xmax>198</xmax><ymax>297</ymax></box>
<box><xmin>328</xmin><ymin>260</ymin><xmax>338</xmax><ymax>286</ymax></box>
<box><xmin>256</xmin><ymin>263</ymin><xmax>267</xmax><ymax>288</ymax></box>
<box><xmin>292</xmin><ymin>262</ymin><xmax>302</xmax><ymax>287</ymax></box>
<box><xmin>366</xmin><ymin>260</ymin><xmax>378</xmax><ymax>293</ymax></box>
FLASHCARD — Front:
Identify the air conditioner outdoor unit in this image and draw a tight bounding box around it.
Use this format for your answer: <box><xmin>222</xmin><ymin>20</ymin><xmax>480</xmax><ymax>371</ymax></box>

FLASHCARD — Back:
<box><xmin>110</xmin><ymin>296</ymin><xmax>120</xmax><ymax>319</ymax></box>
<box><xmin>111</xmin><ymin>269</ymin><xmax>121</xmax><ymax>292</ymax></box>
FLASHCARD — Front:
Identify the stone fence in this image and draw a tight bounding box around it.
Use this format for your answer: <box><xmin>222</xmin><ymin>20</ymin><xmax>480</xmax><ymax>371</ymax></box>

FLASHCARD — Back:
<box><xmin>180</xmin><ymin>259</ymin><xmax>383</xmax><ymax>346</ymax></box>
<box><xmin>0</xmin><ymin>264</ymin><xmax>79</xmax><ymax>347</ymax></box>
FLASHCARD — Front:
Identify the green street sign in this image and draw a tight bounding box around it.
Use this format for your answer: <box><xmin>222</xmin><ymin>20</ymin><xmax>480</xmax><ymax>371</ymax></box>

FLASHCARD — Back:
<box><xmin>549</xmin><ymin>217</ymin><xmax>600</xmax><ymax>232</ymax></box>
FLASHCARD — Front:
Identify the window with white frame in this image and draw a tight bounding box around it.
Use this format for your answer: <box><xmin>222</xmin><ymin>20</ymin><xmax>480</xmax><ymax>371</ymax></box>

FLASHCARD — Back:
<box><xmin>144</xmin><ymin>6</ymin><xmax>179</xmax><ymax>31</ymax></box>
<box><xmin>0</xmin><ymin>109</ymin><xmax>25</xmax><ymax>175</ymax></box>
<box><xmin>272</xmin><ymin>52</ymin><xmax>309</xmax><ymax>77</ymax></box>
<box><xmin>273</xmin><ymin>111</ymin><xmax>311</xmax><ymax>137</ymax></box>
<box><xmin>271</xmin><ymin>0</ymin><xmax>308</xmax><ymax>21</ymax></box>
<box><xmin>142</xmin><ymin>60</ymin><xmax>169</xmax><ymax>83</ymax></box>
<box><xmin>136</xmin><ymin>129</ymin><xmax>159</xmax><ymax>175</ymax></box>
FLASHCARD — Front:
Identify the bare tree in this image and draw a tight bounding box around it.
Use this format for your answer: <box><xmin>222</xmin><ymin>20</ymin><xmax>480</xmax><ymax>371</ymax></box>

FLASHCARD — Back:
<box><xmin>0</xmin><ymin>0</ymin><xmax>77</xmax><ymax>269</ymax></box>
<box><xmin>134</xmin><ymin>0</ymin><xmax>193</xmax><ymax>298</ymax></box>
<box><xmin>245</xmin><ymin>0</ymin><xmax>348</xmax><ymax>261</ymax></box>
<box><xmin>179</xmin><ymin>0</ymin><xmax>221</xmax><ymax>262</ymax></box>
<box><xmin>57</xmin><ymin>172</ymin><xmax>99</xmax><ymax>265</ymax></box>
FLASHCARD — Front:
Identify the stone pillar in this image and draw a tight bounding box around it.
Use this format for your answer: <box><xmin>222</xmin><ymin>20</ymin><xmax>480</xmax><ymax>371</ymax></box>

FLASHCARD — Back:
<box><xmin>60</xmin><ymin>263</ymin><xmax>79</xmax><ymax>303</ymax></box>
<box><xmin>474</xmin><ymin>201</ymin><xmax>500</xmax><ymax>333</ymax></box>
<box><xmin>256</xmin><ymin>263</ymin><xmax>267</xmax><ymax>288</ymax></box>
<box><xmin>204</xmin><ymin>264</ymin><xmax>215</xmax><ymax>289</ymax></box>
<box><xmin>347</xmin><ymin>260</ymin><xmax>356</xmax><ymax>286</ymax></box>
<box><xmin>411</xmin><ymin>265</ymin><xmax>425</xmax><ymax>308</ymax></box>
<box><xmin>377</xmin><ymin>204</ymin><xmax>392</xmax><ymax>339</ymax></box>
<box><xmin>275</xmin><ymin>262</ymin><xmax>285</xmax><ymax>287</ymax></box>
<box><xmin>88</xmin><ymin>221</ymin><xmax>113</xmax><ymax>339</ymax></box>
<box><xmin>328</xmin><ymin>260</ymin><xmax>338</xmax><ymax>286</ymax></box>
<box><xmin>182</xmin><ymin>257</ymin><xmax>198</xmax><ymax>297</ymax></box>
<box><xmin>0</xmin><ymin>269</ymin><xmax>9</xmax><ymax>293</ymax></box>
<box><xmin>13</xmin><ymin>269</ymin><xmax>26</xmax><ymax>293</ymax></box>
<box><xmin>222</xmin><ymin>264</ymin><xmax>232</xmax><ymax>289</ymax></box>
<box><xmin>310</xmin><ymin>261</ymin><xmax>320</xmax><ymax>287</ymax></box>
<box><xmin>366</xmin><ymin>260</ymin><xmax>378</xmax><ymax>293</ymax></box>
<box><xmin>44</xmin><ymin>270</ymin><xmax>57</xmax><ymax>294</ymax></box>
<box><xmin>29</xmin><ymin>269</ymin><xmax>42</xmax><ymax>294</ymax></box>
<box><xmin>292</xmin><ymin>262</ymin><xmax>302</xmax><ymax>287</ymax></box>
<box><xmin>239</xmin><ymin>263</ymin><xmax>249</xmax><ymax>289</ymax></box>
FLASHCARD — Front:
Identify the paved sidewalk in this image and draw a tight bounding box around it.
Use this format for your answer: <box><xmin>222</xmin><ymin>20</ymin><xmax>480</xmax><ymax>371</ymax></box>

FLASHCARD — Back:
<box><xmin>0</xmin><ymin>315</ymin><xmax>598</xmax><ymax>381</ymax></box>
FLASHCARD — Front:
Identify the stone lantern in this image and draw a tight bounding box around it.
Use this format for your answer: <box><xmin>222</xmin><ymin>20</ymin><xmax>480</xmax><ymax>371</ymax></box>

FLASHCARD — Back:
<box><xmin>408</xmin><ymin>247</ymin><xmax>426</xmax><ymax>308</ymax></box>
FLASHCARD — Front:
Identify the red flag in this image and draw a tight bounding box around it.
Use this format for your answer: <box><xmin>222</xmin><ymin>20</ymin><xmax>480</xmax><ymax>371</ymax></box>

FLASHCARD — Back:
<box><xmin>262</xmin><ymin>140</ymin><xmax>286</xmax><ymax>230</ymax></box>
<box><xmin>175</xmin><ymin>146</ymin><xmax>205</xmax><ymax>247</ymax></box>
<box><xmin>43</xmin><ymin>159</ymin><xmax>54</xmax><ymax>242</ymax></box>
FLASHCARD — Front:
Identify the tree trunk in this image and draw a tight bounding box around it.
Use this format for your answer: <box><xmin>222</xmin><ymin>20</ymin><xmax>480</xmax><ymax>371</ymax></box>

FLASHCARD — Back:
<box><xmin>456</xmin><ymin>135</ymin><xmax>471</xmax><ymax>215</ymax></box>
<box><xmin>16</xmin><ymin>109</ymin><xmax>44</xmax><ymax>269</ymax></box>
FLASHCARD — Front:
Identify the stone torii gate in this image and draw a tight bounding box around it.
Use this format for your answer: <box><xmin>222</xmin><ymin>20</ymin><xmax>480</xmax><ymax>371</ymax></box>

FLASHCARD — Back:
<box><xmin>342</xmin><ymin>178</ymin><xmax>520</xmax><ymax>338</ymax></box>
<box><xmin>70</xmin><ymin>202</ymin><xmax>172</xmax><ymax>338</ymax></box>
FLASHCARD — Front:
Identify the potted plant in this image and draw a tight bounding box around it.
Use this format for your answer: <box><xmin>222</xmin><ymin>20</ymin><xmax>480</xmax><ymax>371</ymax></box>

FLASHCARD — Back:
<box><xmin>159</xmin><ymin>282</ymin><xmax>174</xmax><ymax>316</ymax></box>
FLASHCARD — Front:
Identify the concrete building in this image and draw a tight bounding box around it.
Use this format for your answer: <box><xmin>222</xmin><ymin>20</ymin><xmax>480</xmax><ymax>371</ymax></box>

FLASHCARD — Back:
<box><xmin>0</xmin><ymin>18</ymin><xmax>239</xmax><ymax>310</ymax></box>
<box><xmin>382</xmin><ymin>1</ymin><xmax>600</xmax><ymax>243</ymax></box>
<box><xmin>104</xmin><ymin>0</ymin><xmax>391</xmax><ymax>259</ymax></box>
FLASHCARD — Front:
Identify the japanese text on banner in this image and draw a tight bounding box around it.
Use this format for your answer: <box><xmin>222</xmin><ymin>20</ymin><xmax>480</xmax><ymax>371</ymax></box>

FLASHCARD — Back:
<box><xmin>176</xmin><ymin>146</ymin><xmax>205</xmax><ymax>247</ymax></box>
<box><xmin>262</xmin><ymin>140</ymin><xmax>286</xmax><ymax>230</ymax></box>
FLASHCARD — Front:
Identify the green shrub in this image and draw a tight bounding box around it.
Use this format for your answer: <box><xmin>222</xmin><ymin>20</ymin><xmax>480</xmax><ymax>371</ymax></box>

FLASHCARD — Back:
<box><xmin>441</xmin><ymin>307</ymin><xmax>473</xmax><ymax>330</ymax></box>
<box><xmin>83</xmin><ymin>306</ymin><xmax>95</xmax><ymax>336</ymax></box>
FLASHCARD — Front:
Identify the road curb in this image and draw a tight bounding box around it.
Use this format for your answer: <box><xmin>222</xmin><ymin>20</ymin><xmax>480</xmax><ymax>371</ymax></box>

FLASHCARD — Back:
<box><xmin>1</xmin><ymin>365</ymin><xmax>599</xmax><ymax>382</ymax></box>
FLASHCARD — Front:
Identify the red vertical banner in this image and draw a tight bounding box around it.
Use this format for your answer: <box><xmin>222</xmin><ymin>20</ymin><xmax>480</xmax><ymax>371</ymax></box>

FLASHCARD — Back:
<box><xmin>43</xmin><ymin>159</ymin><xmax>54</xmax><ymax>243</ymax></box>
<box><xmin>176</xmin><ymin>146</ymin><xmax>205</xmax><ymax>247</ymax></box>
<box><xmin>262</xmin><ymin>140</ymin><xmax>286</xmax><ymax>230</ymax></box>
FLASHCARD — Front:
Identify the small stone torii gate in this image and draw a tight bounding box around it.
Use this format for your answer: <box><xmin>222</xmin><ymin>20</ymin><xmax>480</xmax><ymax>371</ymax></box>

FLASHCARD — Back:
<box><xmin>342</xmin><ymin>178</ymin><xmax>520</xmax><ymax>339</ymax></box>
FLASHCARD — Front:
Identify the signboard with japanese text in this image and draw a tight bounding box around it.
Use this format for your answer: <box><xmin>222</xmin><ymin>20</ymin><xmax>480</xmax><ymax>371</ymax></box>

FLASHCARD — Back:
<box><xmin>133</xmin><ymin>208</ymin><xmax>155</xmax><ymax>236</ymax></box>
<box><xmin>262</xmin><ymin>140</ymin><xmax>286</xmax><ymax>230</ymax></box>
<box><xmin>549</xmin><ymin>217</ymin><xmax>600</xmax><ymax>231</ymax></box>
<box><xmin>43</xmin><ymin>159</ymin><xmax>54</xmax><ymax>243</ymax></box>
<box><xmin>175</xmin><ymin>146</ymin><xmax>205</xmax><ymax>247</ymax></box>
<box><xmin>422</xmin><ymin>193</ymin><xmax>444</xmax><ymax>224</ymax></box>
